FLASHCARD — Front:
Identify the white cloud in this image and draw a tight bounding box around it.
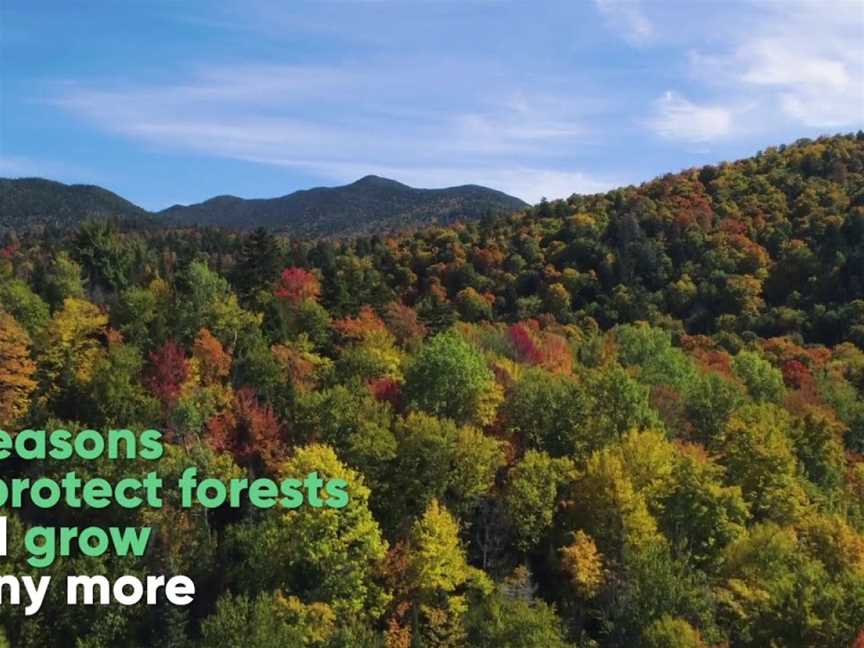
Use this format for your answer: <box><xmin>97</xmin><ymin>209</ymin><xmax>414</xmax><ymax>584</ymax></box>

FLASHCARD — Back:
<box><xmin>688</xmin><ymin>2</ymin><xmax>864</xmax><ymax>129</ymax></box>
<box><xmin>50</xmin><ymin>62</ymin><xmax>607</xmax><ymax>203</ymax></box>
<box><xmin>646</xmin><ymin>91</ymin><xmax>733</xmax><ymax>143</ymax></box>
<box><xmin>469</xmin><ymin>168</ymin><xmax>616</xmax><ymax>203</ymax></box>
<box><xmin>54</xmin><ymin>67</ymin><xmax>588</xmax><ymax>159</ymax></box>
<box><xmin>594</xmin><ymin>0</ymin><xmax>654</xmax><ymax>46</ymax></box>
<box><xmin>738</xmin><ymin>36</ymin><xmax>862</xmax><ymax>128</ymax></box>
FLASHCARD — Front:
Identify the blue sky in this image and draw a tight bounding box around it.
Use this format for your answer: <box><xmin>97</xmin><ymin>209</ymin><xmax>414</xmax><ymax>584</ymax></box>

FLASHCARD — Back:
<box><xmin>1</xmin><ymin>0</ymin><xmax>863</xmax><ymax>210</ymax></box>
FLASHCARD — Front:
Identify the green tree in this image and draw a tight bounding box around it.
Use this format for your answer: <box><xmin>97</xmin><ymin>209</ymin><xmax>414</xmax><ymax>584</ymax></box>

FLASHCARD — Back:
<box><xmin>583</xmin><ymin>364</ymin><xmax>662</xmax><ymax>448</ymax></box>
<box><xmin>115</xmin><ymin>278</ymin><xmax>171</xmax><ymax>352</ymax></box>
<box><xmin>387</xmin><ymin>412</ymin><xmax>505</xmax><ymax>526</ymax></box>
<box><xmin>231</xmin><ymin>228</ymin><xmax>283</xmax><ymax>304</ymax></box>
<box><xmin>0</xmin><ymin>278</ymin><xmax>49</xmax><ymax>336</ymax></box>
<box><xmin>684</xmin><ymin>371</ymin><xmax>744</xmax><ymax>443</ymax></box>
<box><xmin>199</xmin><ymin>592</ymin><xmax>334</xmax><ymax>648</ymax></box>
<box><xmin>659</xmin><ymin>445</ymin><xmax>749</xmax><ymax>567</ymax></box>
<box><xmin>466</xmin><ymin>568</ymin><xmax>573</xmax><ymax>648</ymax></box>
<box><xmin>279</xmin><ymin>299</ymin><xmax>332</xmax><ymax>349</ymax></box>
<box><xmin>642</xmin><ymin>615</ymin><xmax>706</xmax><ymax>648</ymax></box>
<box><xmin>227</xmin><ymin>444</ymin><xmax>390</xmax><ymax>621</ymax></box>
<box><xmin>178</xmin><ymin>261</ymin><xmax>261</xmax><ymax>349</ymax></box>
<box><xmin>503</xmin><ymin>450</ymin><xmax>576</xmax><ymax>551</ymax></box>
<box><xmin>502</xmin><ymin>368</ymin><xmax>593</xmax><ymax>458</ymax></box>
<box><xmin>40</xmin><ymin>250</ymin><xmax>85</xmax><ymax>309</ymax></box>
<box><xmin>790</xmin><ymin>406</ymin><xmax>847</xmax><ymax>491</ymax></box>
<box><xmin>613</xmin><ymin>323</ymin><xmax>696</xmax><ymax>389</ymax></box>
<box><xmin>87</xmin><ymin>342</ymin><xmax>160</xmax><ymax>427</ymax></box>
<box><xmin>292</xmin><ymin>384</ymin><xmax>396</xmax><ymax>490</ymax></box>
<box><xmin>597</xmin><ymin>543</ymin><xmax>721</xmax><ymax>647</ymax></box>
<box><xmin>731</xmin><ymin>350</ymin><xmax>785</xmax><ymax>403</ymax></box>
<box><xmin>400</xmin><ymin>499</ymin><xmax>491</xmax><ymax>648</ymax></box>
<box><xmin>455</xmin><ymin>287</ymin><xmax>493</xmax><ymax>322</ymax></box>
<box><xmin>717</xmin><ymin>523</ymin><xmax>864</xmax><ymax>647</ymax></box>
<box><xmin>73</xmin><ymin>219</ymin><xmax>134</xmax><ymax>291</ymax></box>
<box><xmin>561</xmin><ymin>445</ymin><xmax>662</xmax><ymax>561</ymax></box>
<box><xmin>719</xmin><ymin>404</ymin><xmax>809</xmax><ymax>524</ymax></box>
<box><xmin>403</xmin><ymin>330</ymin><xmax>502</xmax><ymax>426</ymax></box>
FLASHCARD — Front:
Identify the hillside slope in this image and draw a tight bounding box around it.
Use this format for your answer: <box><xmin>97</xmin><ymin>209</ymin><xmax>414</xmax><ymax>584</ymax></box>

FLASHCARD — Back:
<box><xmin>348</xmin><ymin>132</ymin><xmax>864</xmax><ymax>347</ymax></box>
<box><xmin>0</xmin><ymin>178</ymin><xmax>151</xmax><ymax>231</ymax></box>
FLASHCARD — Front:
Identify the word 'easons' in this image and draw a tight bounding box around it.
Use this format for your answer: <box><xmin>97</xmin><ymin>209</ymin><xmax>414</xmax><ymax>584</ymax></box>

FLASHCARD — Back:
<box><xmin>0</xmin><ymin>574</ymin><xmax>194</xmax><ymax>616</ymax></box>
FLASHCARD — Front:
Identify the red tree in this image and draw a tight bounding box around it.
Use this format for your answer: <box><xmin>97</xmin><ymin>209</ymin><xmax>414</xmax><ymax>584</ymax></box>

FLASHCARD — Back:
<box><xmin>369</xmin><ymin>377</ymin><xmax>401</xmax><ymax>407</ymax></box>
<box><xmin>508</xmin><ymin>322</ymin><xmax>543</xmax><ymax>365</ymax></box>
<box><xmin>383</xmin><ymin>301</ymin><xmax>426</xmax><ymax>348</ymax></box>
<box><xmin>781</xmin><ymin>358</ymin><xmax>812</xmax><ymax>390</ymax></box>
<box><xmin>274</xmin><ymin>267</ymin><xmax>320</xmax><ymax>304</ymax></box>
<box><xmin>508</xmin><ymin>321</ymin><xmax>571</xmax><ymax>372</ymax></box>
<box><xmin>145</xmin><ymin>340</ymin><xmax>188</xmax><ymax>411</ymax></box>
<box><xmin>206</xmin><ymin>388</ymin><xmax>284</xmax><ymax>474</ymax></box>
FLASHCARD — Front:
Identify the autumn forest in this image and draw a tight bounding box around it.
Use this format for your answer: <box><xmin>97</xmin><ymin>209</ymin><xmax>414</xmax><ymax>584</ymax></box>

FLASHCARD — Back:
<box><xmin>1</xmin><ymin>133</ymin><xmax>863</xmax><ymax>647</ymax></box>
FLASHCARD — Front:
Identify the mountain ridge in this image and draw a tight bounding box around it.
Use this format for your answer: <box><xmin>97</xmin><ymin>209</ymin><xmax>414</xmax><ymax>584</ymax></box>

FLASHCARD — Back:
<box><xmin>0</xmin><ymin>177</ymin><xmax>153</xmax><ymax>231</ymax></box>
<box><xmin>158</xmin><ymin>174</ymin><xmax>528</xmax><ymax>237</ymax></box>
<box><xmin>0</xmin><ymin>175</ymin><xmax>528</xmax><ymax>238</ymax></box>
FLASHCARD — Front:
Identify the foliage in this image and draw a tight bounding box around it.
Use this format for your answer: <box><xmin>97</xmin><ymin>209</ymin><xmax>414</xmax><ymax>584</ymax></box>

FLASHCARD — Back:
<box><xmin>731</xmin><ymin>350</ymin><xmax>786</xmax><ymax>403</ymax></box>
<box><xmin>199</xmin><ymin>592</ymin><xmax>333</xmax><ymax>648</ymax></box>
<box><xmin>465</xmin><ymin>568</ymin><xmax>574</xmax><ymax>648</ymax></box>
<box><xmin>503</xmin><ymin>450</ymin><xmax>575</xmax><ymax>551</ymax></box>
<box><xmin>0</xmin><ymin>278</ymin><xmax>50</xmax><ymax>336</ymax></box>
<box><xmin>3</xmin><ymin>133</ymin><xmax>864</xmax><ymax>647</ymax></box>
<box><xmin>403</xmin><ymin>330</ymin><xmax>502</xmax><ymax>426</ymax></box>
<box><xmin>227</xmin><ymin>444</ymin><xmax>390</xmax><ymax>622</ymax></box>
<box><xmin>0</xmin><ymin>309</ymin><xmax>37</xmax><ymax>427</ymax></box>
<box><xmin>642</xmin><ymin>616</ymin><xmax>706</xmax><ymax>648</ymax></box>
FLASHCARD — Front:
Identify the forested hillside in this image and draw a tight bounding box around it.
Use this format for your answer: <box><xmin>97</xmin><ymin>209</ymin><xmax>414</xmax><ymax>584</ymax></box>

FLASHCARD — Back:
<box><xmin>0</xmin><ymin>178</ymin><xmax>152</xmax><ymax>231</ymax></box>
<box><xmin>0</xmin><ymin>133</ymin><xmax>863</xmax><ymax>647</ymax></box>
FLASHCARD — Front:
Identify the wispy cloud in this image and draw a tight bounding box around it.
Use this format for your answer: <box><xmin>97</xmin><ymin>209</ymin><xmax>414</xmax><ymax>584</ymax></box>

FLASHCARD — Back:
<box><xmin>594</xmin><ymin>0</ymin><xmax>654</xmax><ymax>46</ymax></box>
<box><xmin>687</xmin><ymin>2</ymin><xmax>864</xmax><ymax>130</ymax></box>
<box><xmin>645</xmin><ymin>91</ymin><xmax>734</xmax><ymax>143</ymax></box>
<box><xmin>15</xmin><ymin>0</ymin><xmax>861</xmax><ymax>209</ymax></box>
<box><xmin>50</xmin><ymin>61</ymin><xmax>608</xmax><ymax>202</ymax></box>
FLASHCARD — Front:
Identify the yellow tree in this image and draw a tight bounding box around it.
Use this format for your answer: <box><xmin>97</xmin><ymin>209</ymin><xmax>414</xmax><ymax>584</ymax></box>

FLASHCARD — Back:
<box><xmin>399</xmin><ymin>499</ymin><xmax>491</xmax><ymax>648</ymax></box>
<box><xmin>0</xmin><ymin>310</ymin><xmax>37</xmax><ymax>427</ymax></box>
<box><xmin>37</xmin><ymin>297</ymin><xmax>108</xmax><ymax>406</ymax></box>
<box><xmin>560</xmin><ymin>530</ymin><xmax>605</xmax><ymax>599</ymax></box>
<box><xmin>560</xmin><ymin>444</ymin><xmax>663</xmax><ymax>562</ymax></box>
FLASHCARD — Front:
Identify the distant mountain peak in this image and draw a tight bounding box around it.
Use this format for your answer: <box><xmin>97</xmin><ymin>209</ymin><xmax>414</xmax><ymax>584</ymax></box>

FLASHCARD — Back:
<box><xmin>159</xmin><ymin>176</ymin><xmax>527</xmax><ymax>237</ymax></box>
<box><xmin>350</xmin><ymin>175</ymin><xmax>410</xmax><ymax>189</ymax></box>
